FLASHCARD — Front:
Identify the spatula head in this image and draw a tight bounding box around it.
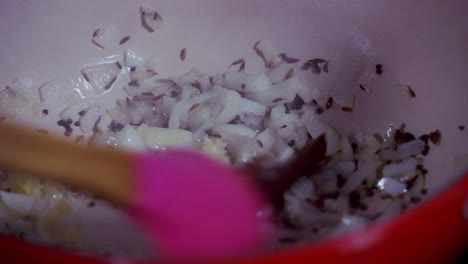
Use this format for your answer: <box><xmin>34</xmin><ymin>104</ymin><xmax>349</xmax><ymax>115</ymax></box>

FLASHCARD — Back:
<box><xmin>128</xmin><ymin>150</ymin><xmax>271</xmax><ymax>259</ymax></box>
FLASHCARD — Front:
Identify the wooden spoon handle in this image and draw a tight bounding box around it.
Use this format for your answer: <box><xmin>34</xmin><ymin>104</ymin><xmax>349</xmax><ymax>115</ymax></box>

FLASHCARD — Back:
<box><xmin>0</xmin><ymin>124</ymin><xmax>133</xmax><ymax>206</ymax></box>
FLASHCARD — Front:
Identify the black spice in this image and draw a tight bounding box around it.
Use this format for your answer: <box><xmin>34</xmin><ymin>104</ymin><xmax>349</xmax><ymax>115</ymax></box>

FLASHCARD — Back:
<box><xmin>241</xmin><ymin>84</ymin><xmax>246</xmax><ymax>89</ymax></box>
<box><xmin>78</xmin><ymin>110</ymin><xmax>86</xmax><ymax>116</ymax></box>
<box><xmin>326</xmin><ymin>97</ymin><xmax>333</xmax><ymax>109</ymax></box>
<box><xmin>284</xmin><ymin>95</ymin><xmax>305</xmax><ymax>111</ymax></box>
<box><xmin>87</xmin><ymin>201</ymin><xmax>96</xmax><ymax>207</ymax></box>
<box><xmin>256</xmin><ymin>140</ymin><xmax>264</xmax><ymax>148</ymax></box>
<box><xmin>109</xmin><ymin>121</ymin><xmax>125</xmax><ymax>133</ymax></box>
<box><xmin>375</xmin><ymin>64</ymin><xmax>383</xmax><ymax>75</ymax></box>
<box><xmin>429</xmin><ymin>129</ymin><xmax>441</xmax><ymax>145</ymax></box>
<box><xmin>130</xmin><ymin>66</ymin><xmax>136</xmax><ymax>72</ymax></box>
<box><xmin>421</xmin><ymin>188</ymin><xmax>428</xmax><ymax>195</ymax></box>
<box><xmin>57</xmin><ymin>120</ymin><xmax>65</xmax><ymax>127</ymax></box>
<box><xmin>287</xmin><ymin>139</ymin><xmax>295</xmax><ymax>147</ymax></box>
<box><xmin>119</xmin><ymin>36</ymin><xmax>131</xmax><ymax>45</ymax></box>
<box><xmin>341</xmin><ymin>107</ymin><xmax>354</xmax><ymax>112</ymax></box>
<box><xmin>74</xmin><ymin>121</ymin><xmax>81</xmax><ymax>127</ymax></box>
<box><xmin>316</xmin><ymin>107</ymin><xmax>324</xmax><ymax>114</ymax></box>
<box><xmin>421</xmin><ymin>145</ymin><xmax>430</xmax><ymax>156</ymax></box>
<box><xmin>42</xmin><ymin>109</ymin><xmax>49</xmax><ymax>115</ymax></box>
<box><xmin>458</xmin><ymin>125</ymin><xmax>465</xmax><ymax>131</ymax></box>
<box><xmin>180</xmin><ymin>48</ymin><xmax>187</xmax><ymax>61</ymax></box>
<box><xmin>407</xmin><ymin>86</ymin><xmax>416</xmax><ymax>98</ymax></box>
<box><xmin>359</xmin><ymin>84</ymin><xmax>366</xmax><ymax>91</ymax></box>
<box><xmin>410</xmin><ymin>197</ymin><xmax>421</xmax><ymax>203</ymax></box>
<box><xmin>348</xmin><ymin>191</ymin><xmax>361</xmax><ymax>209</ymax></box>
<box><xmin>351</xmin><ymin>143</ymin><xmax>358</xmax><ymax>153</ymax></box>
<box><xmin>279</xmin><ymin>53</ymin><xmax>300</xmax><ymax>64</ymax></box>
<box><xmin>336</xmin><ymin>174</ymin><xmax>346</xmax><ymax>188</ymax></box>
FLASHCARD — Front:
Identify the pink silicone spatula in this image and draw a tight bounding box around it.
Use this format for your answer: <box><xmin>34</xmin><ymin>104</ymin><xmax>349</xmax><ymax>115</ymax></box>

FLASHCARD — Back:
<box><xmin>0</xmin><ymin>124</ymin><xmax>269</xmax><ymax>259</ymax></box>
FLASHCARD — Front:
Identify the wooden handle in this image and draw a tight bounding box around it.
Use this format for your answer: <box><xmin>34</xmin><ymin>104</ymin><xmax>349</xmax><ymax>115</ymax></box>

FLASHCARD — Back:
<box><xmin>0</xmin><ymin>124</ymin><xmax>134</xmax><ymax>206</ymax></box>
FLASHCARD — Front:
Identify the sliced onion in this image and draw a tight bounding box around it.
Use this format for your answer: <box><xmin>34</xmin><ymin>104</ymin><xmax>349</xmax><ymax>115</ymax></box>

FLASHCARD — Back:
<box><xmin>377</xmin><ymin>178</ymin><xmax>407</xmax><ymax>197</ymax></box>
<box><xmin>224</xmin><ymin>72</ymin><xmax>272</xmax><ymax>92</ymax></box>
<box><xmin>172</xmin><ymin>69</ymin><xmax>210</xmax><ymax>90</ymax></box>
<box><xmin>116</xmin><ymin>125</ymin><xmax>146</xmax><ymax>151</ymax></box>
<box><xmin>0</xmin><ymin>86</ymin><xmax>30</xmax><ymax>117</ymax></box>
<box><xmin>81</xmin><ymin>62</ymin><xmax>121</xmax><ymax>94</ymax></box>
<box><xmin>207</xmin><ymin>87</ymin><xmax>242</xmax><ymax>124</ymax></box>
<box><xmin>341</xmin><ymin>160</ymin><xmax>381</xmax><ymax>194</ymax></box>
<box><xmin>254</xmin><ymin>40</ymin><xmax>282</xmax><ymax>68</ymax></box>
<box><xmin>340</xmin><ymin>136</ymin><xmax>354</xmax><ymax>161</ymax></box>
<box><xmin>168</xmin><ymin>92</ymin><xmax>213</xmax><ymax>129</ymax></box>
<box><xmin>187</xmin><ymin>105</ymin><xmax>212</xmax><ymax>130</ymax></box>
<box><xmin>245</xmin><ymin>77</ymin><xmax>298</xmax><ymax>106</ymax></box>
<box><xmin>38</xmin><ymin>79</ymin><xmax>66</xmax><ymax>103</ymax></box>
<box><xmin>139</xmin><ymin>6</ymin><xmax>164</xmax><ymax>32</ymax></box>
<box><xmin>124</xmin><ymin>49</ymin><xmax>144</xmax><ymax>67</ymax></box>
<box><xmin>79</xmin><ymin>105</ymin><xmax>102</xmax><ymax>133</ymax></box>
<box><xmin>382</xmin><ymin>158</ymin><xmax>418</xmax><ymax>179</ymax></box>
<box><xmin>238</xmin><ymin>98</ymin><xmax>267</xmax><ymax>116</ymax></box>
<box><xmin>212</xmin><ymin>124</ymin><xmax>257</xmax><ymax>139</ymax></box>
<box><xmin>266</xmin><ymin>64</ymin><xmax>294</xmax><ymax>84</ymax></box>
<box><xmin>59</xmin><ymin>100</ymin><xmax>96</xmax><ymax>120</ymax></box>
<box><xmin>255</xmin><ymin>128</ymin><xmax>276</xmax><ymax>152</ymax></box>
<box><xmin>92</xmin><ymin>24</ymin><xmax>122</xmax><ymax>49</ymax></box>
<box><xmin>137</xmin><ymin>124</ymin><xmax>193</xmax><ymax>150</ymax></box>
<box><xmin>394</xmin><ymin>139</ymin><xmax>425</xmax><ymax>160</ymax></box>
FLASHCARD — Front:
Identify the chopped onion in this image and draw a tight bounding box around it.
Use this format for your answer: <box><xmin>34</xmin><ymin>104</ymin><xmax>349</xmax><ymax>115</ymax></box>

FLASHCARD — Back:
<box><xmin>224</xmin><ymin>72</ymin><xmax>272</xmax><ymax>92</ymax></box>
<box><xmin>116</xmin><ymin>125</ymin><xmax>146</xmax><ymax>151</ymax></box>
<box><xmin>382</xmin><ymin>158</ymin><xmax>418</xmax><ymax>179</ymax></box>
<box><xmin>79</xmin><ymin>105</ymin><xmax>102</xmax><ymax>133</ymax></box>
<box><xmin>139</xmin><ymin>6</ymin><xmax>164</xmax><ymax>32</ymax></box>
<box><xmin>92</xmin><ymin>24</ymin><xmax>122</xmax><ymax>49</ymax></box>
<box><xmin>255</xmin><ymin>128</ymin><xmax>276</xmax><ymax>152</ymax></box>
<box><xmin>238</xmin><ymin>98</ymin><xmax>268</xmax><ymax>116</ymax></box>
<box><xmin>394</xmin><ymin>139</ymin><xmax>425</xmax><ymax>159</ymax></box>
<box><xmin>341</xmin><ymin>160</ymin><xmax>381</xmax><ymax>194</ymax></box>
<box><xmin>340</xmin><ymin>136</ymin><xmax>354</xmax><ymax>161</ymax></box>
<box><xmin>377</xmin><ymin>178</ymin><xmax>407</xmax><ymax>197</ymax></box>
<box><xmin>81</xmin><ymin>62</ymin><xmax>121</xmax><ymax>94</ymax></box>
<box><xmin>212</xmin><ymin>124</ymin><xmax>257</xmax><ymax>139</ymax></box>
<box><xmin>59</xmin><ymin>100</ymin><xmax>96</xmax><ymax>120</ymax></box>
<box><xmin>254</xmin><ymin>40</ymin><xmax>282</xmax><ymax>68</ymax></box>
<box><xmin>124</xmin><ymin>49</ymin><xmax>144</xmax><ymax>67</ymax></box>
<box><xmin>266</xmin><ymin>64</ymin><xmax>294</xmax><ymax>84</ymax></box>
<box><xmin>137</xmin><ymin>124</ymin><xmax>193</xmax><ymax>150</ymax></box>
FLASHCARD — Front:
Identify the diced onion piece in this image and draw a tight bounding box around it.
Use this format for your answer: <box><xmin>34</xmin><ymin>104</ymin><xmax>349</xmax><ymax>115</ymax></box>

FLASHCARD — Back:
<box><xmin>81</xmin><ymin>62</ymin><xmax>121</xmax><ymax>94</ymax></box>
<box><xmin>238</xmin><ymin>98</ymin><xmax>268</xmax><ymax>116</ymax></box>
<box><xmin>382</xmin><ymin>158</ymin><xmax>418</xmax><ymax>179</ymax></box>
<box><xmin>224</xmin><ymin>72</ymin><xmax>272</xmax><ymax>92</ymax></box>
<box><xmin>208</xmin><ymin>87</ymin><xmax>242</xmax><ymax>124</ymax></box>
<box><xmin>79</xmin><ymin>105</ymin><xmax>102</xmax><ymax>133</ymax></box>
<box><xmin>0</xmin><ymin>87</ymin><xmax>30</xmax><ymax>117</ymax></box>
<box><xmin>341</xmin><ymin>136</ymin><xmax>354</xmax><ymax>161</ymax></box>
<box><xmin>254</xmin><ymin>40</ymin><xmax>282</xmax><ymax>68</ymax></box>
<box><xmin>395</xmin><ymin>140</ymin><xmax>425</xmax><ymax>159</ymax></box>
<box><xmin>266</xmin><ymin>64</ymin><xmax>294</xmax><ymax>84</ymax></box>
<box><xmin>92</xmin><ymin>24</ymin><xmax>122</xmax><ymax>49</ymax></box>
<box><xmin>199</xmin><ymin>137</ymin><xmax>229</xmax><ymax>162</ymax></box>
<box><xmin>124</xmin><ymin>49</ymin><xmax>144</xmax><ymax>67</ymax></box>
<box><xmin>168</xmin><ymin>93</ymin><xmax>213</xmax><ymax>129</ymax></box>
<box><xmin>245</xmin><ymin>76</ymin><xmax>309</xmax><ymax>106</ymax></box>
<box><xmin>187</xmin><ymin>105</ymin><xmax>212</xmax><ymax>130</ymax></box>
<box><xmin>255</xmin><ymin>129</ymin><xmax>276</xmax><ymax>152</ymax></box>
<box><xmin>212</xmin><ymin>124</ymin><xmax>257</xmax><ymax>139</ymax></box>
<box><xmin>140</xmin><ymin>6</ymin><xmax>164</xmax><ymax>32</ymax></box>
<box><xmin>342</xmin><ymin>160</ymin><xmax>381</xmax><ymax>194</ymax></box>
<box><xmin>59</xmin><ymin>100</ymin><xmax>96</xmax><ymax>120</ymax></box>
<box><xmin>325</xmin><ymin>125</ymin><xmax>341</xmax><ymax>156</ymax></box>
<box><xmin>172</xmin><ymin>69</ymin><xmax>211</xmax><ymax>91</ymax></box>
<box><xmin>377</xmin><ymin>178</ymin><xmax>407</xmax><ymax>197</ymax></box>
<box><xmin>38</xmin><ymin>79</ymin><xmax>65</xmax><ymax>103</ymax></box>
<box><xmin>137</xmin><ymin>124</ymin><xmax>193</xmax><ymax>150</ymax></box>
<box><xmin>116</xmin><ymin>125</ymin><xmax>146</xmax><ymax>151</ymax></box>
